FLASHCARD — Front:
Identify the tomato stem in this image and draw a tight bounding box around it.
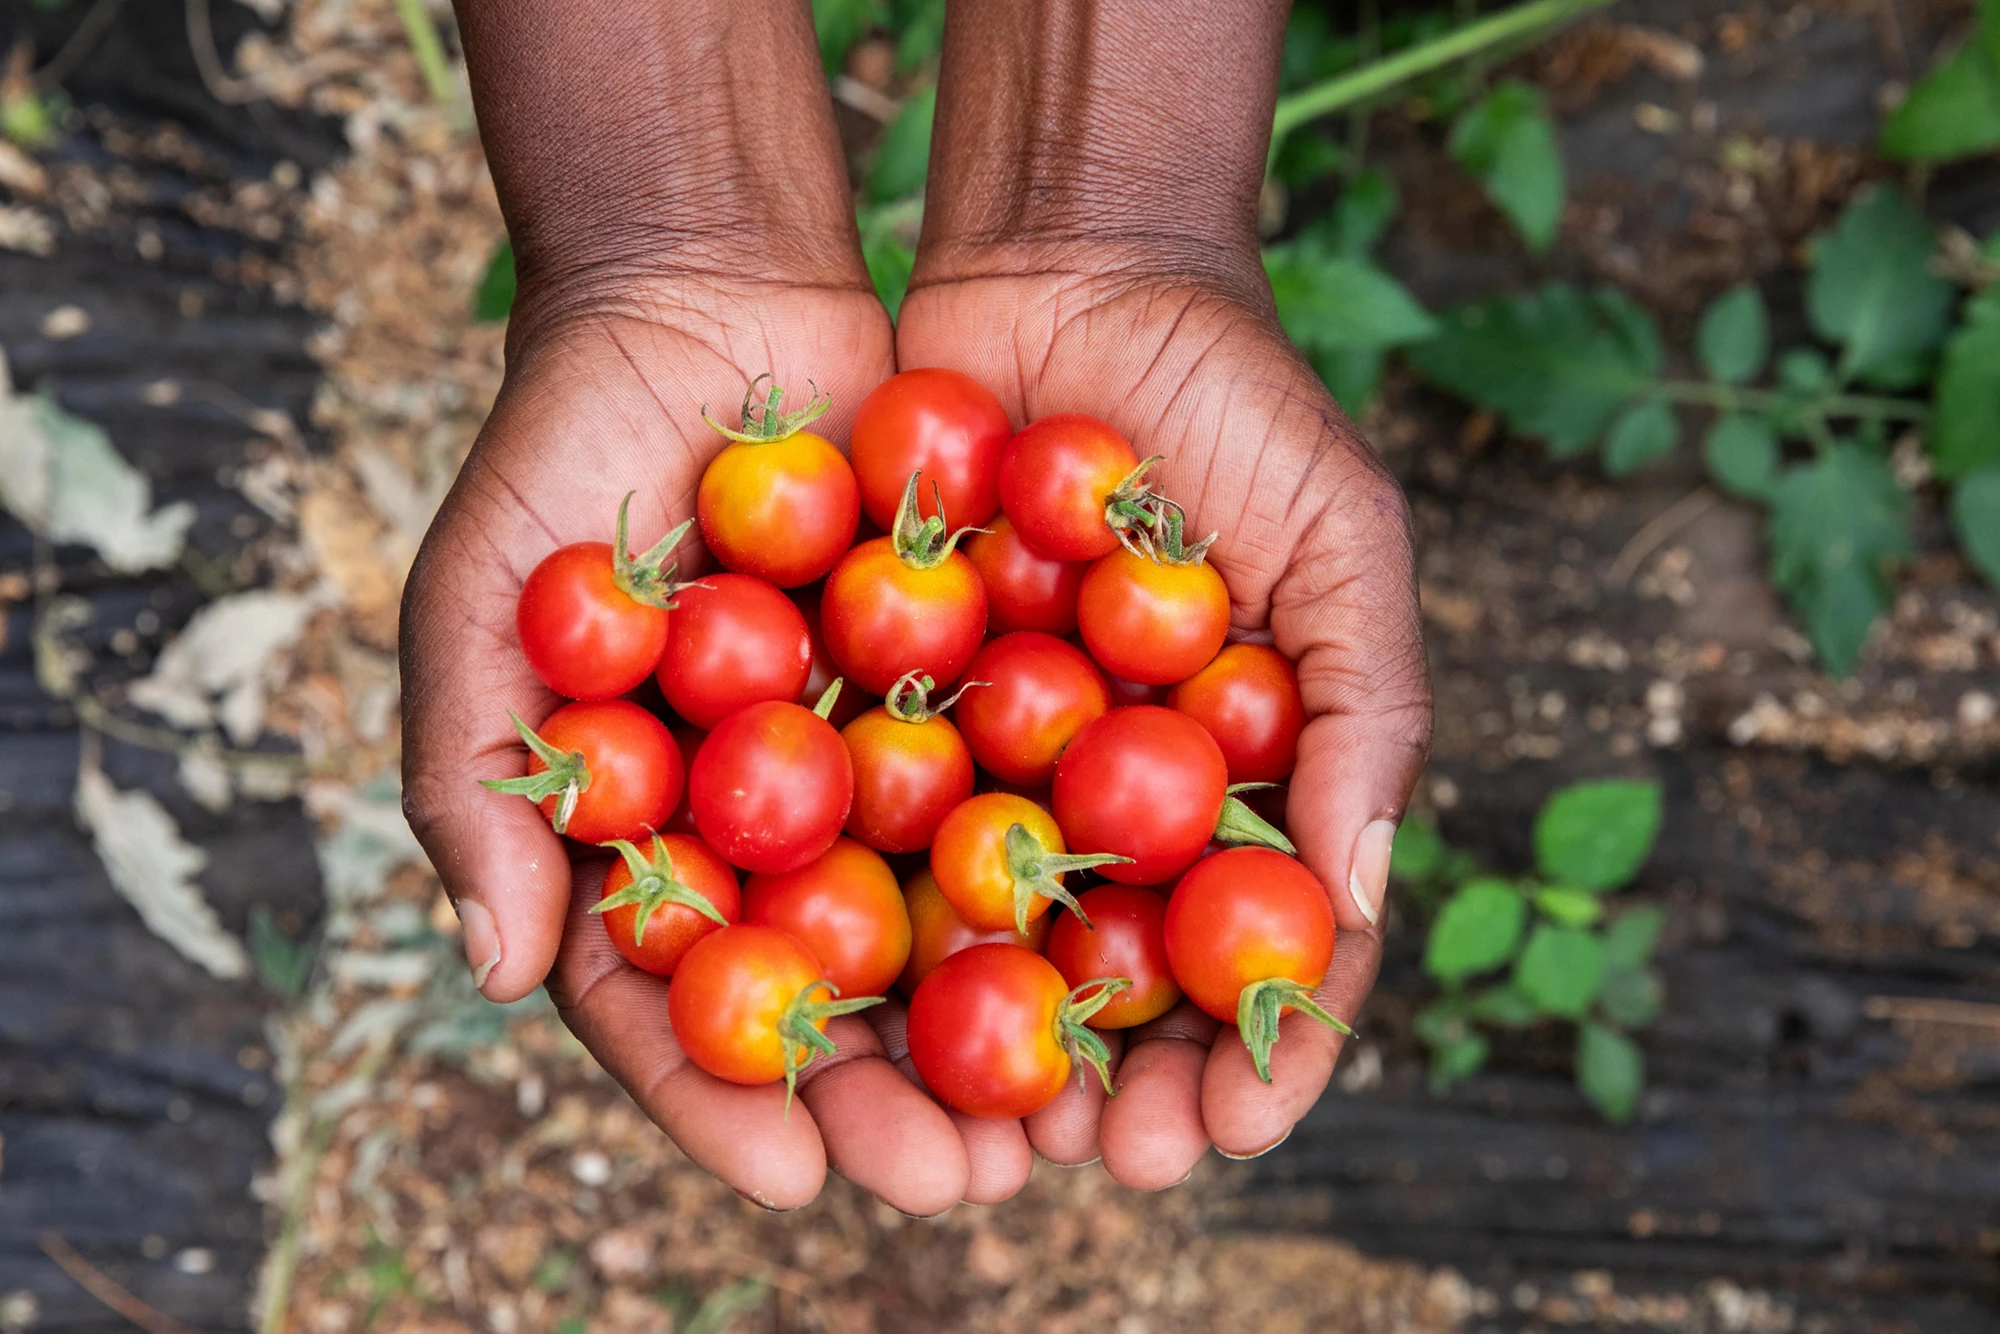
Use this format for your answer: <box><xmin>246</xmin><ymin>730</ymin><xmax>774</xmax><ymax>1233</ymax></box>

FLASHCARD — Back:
<box><xmin>1103</xmin><ymin>454</ymin><xmax>1171</xmax><ymax>551</ymax></box>
<box><xmin>1236</xmin><ymin>977</ymin><xmax>1353</xmax><ymax>1084</ymax></box>
<box><xmin>776</xmin><ymin>979</ymin><xmax>885</xmax><ymax>1116</ymax></box>
<box><xmin>700</xmin><ymin>372</ymin><xmax>832</xmax><ymax>444</ymax></box>
<box><xmin>610</xmin><ymin>492</ymin><xmax>697</xmax><ymax>610</ymax></box>
<box><xmin>888</xmin><ymin>470</ymin><xmax>986</xmax><ymax>569</ymax></box>
<box><xmin>884</xmin><ymin>669</ymin><xmax>987</xmax><ymax>722</ymax></box>
<box><xmin>479</xmin><ymin>711</ymin><xmax>591</xmax><ymax>834</ymax></box>
<box><xmin>1212</xmin><ymin>794</ymin><xmax>1296</xmax><ymax>857</ymax></box>
<box><xmin>1056</xmin><ymin>976</ymin><xmax>1132</xmax><ymax>1095</ymax></box>
<box><xmin>588</xmin><ymin>834</ymin><xmax>727</xmax><ymax>944</ymax></box>
<box><xmin>1002</xmin><ymin>822</ymin><xmax>1133</xmax><ymax>936</ymax></box>
<box><xmin>811</xmin><ymin>678</ymin><xmax>845</xmax><ymax>720</ymax></box>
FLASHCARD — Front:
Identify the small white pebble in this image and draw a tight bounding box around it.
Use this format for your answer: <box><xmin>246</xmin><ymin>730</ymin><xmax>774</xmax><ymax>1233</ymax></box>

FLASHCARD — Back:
<box><xmin>172</xmin><ymin>1248</ymin><xmax>214</xmax><ymax>1275</ymax></box>
<box><xmin>570</xmin><ymin>1150</ymin><xmax>611</xmax><ymax>1186</ymax></box>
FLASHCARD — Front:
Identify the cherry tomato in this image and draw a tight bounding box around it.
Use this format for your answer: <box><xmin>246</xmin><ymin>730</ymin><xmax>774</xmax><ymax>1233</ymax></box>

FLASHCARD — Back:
<box><xmin>1046</xmin><ymin>885</ymin><xmax>1179</xmax><ymax>1029</ymax></box>
<box><xmin>482</xmin><ymin>700</ymin><xmax>680</xmax><ymax>845</ymax></box>
<box><xmin>592</xmin><ymin>833</ymin><xmax>740</xmax><ymax>976</ymax></box>
<box><xmin>1167</xmin><ymin>643</ymin><xmax>1305</xmax><ymax>783</ymax></box>
<box><xmin>997</xmin><ymin>413</ymin><xmax>1156</xmax><ymax>561</ymax></box>
<box><xmin>963</xmin><ymin>515</ymin><xmax>1085</xmax><ymax>636</ymax></box>
<box><xmin>1077</xmin><ymin>544</ymin><xmax>1229</xmax><ymax>686</ymax></box>
<box><xmin>849</xmin><ymin>368</ymin><xmax>1012</xmax><ymax>532</ymax></box>
<box><xmin>841</xmin><ymin>673</ymin><xmax>975</xmax><ymax>853</ymax></box>
<box><xmin>794</xmin><ymin>592</ymin><xmax>872</xmax><ymax>728</ymax></box>
<box><xmin>821</xmin><ymin>474</ymin><xmax>987</xmax><ymax>695</ymax></box>
<box><xmin>516</xmin><ymin>498</ymin><xmax>692</xmax><ymax>701</ymax></box>
<box><xmin>668</xmin><ymin>923</ymin><xmax>882</xmax><ymax>1096</ymax></box>
<box><xmin>929</xmin><ymin>792</ymin><xmax>1127</xmax><ymax>934</ymax></box>
<box><xmin>899</xmin><ymin>867</ymin><xmax>1051</xmax><ymax>998</ymax></box>
<box><xmin>1163</xmin><ymin>847</ymin><xmax>1346</xmax><ymax>1081</ymax></box>
<box><xmin>743</xmin><ymin>837</ymin><xmax>912</xmax><ymax>997</ymax></box>
<box><xmin>661</xmin><ymin>727</ymin><xmax>706</xmax><ymax>835</ymax></box>
<box><xmin>689</xmin><ymin>699</ymin><xmax>853</xmax><ymax>874</ymax></box>
<box><xmin>654</xmin><ymin>573</ymin><xmax>812</xmax><ymax>729</ymax></box>
<box><xmin>1104</xmin><ymin>673</ymin><xmax>1169</xmax><ymax>709</ymax></box>
<box><xmin>1051</xmin><ymin>705</ymin><xmax>1290</xmax><ymax>885</ymax></box>
<box><xmin>696</xmin><ymin>376</ymin><xmax>859</xmax><ymax>587</ymax></box>
<box><xmin>906</xmin><ymin>943</ymin><xmax>1127</xmax><ymax>1119</ymax></box>
<box><xmin>953</xmin><ymin>633</ymin><xmax>1109</xmax><ymax>785</ymax></box>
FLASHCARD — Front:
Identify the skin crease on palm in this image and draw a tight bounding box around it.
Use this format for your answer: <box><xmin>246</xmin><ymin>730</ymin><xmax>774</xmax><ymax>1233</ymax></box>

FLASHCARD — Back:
<box><xmin>403</xmin><ymin>0</ymin><xmax>1431</xmax><ymax>1218</ymax></box>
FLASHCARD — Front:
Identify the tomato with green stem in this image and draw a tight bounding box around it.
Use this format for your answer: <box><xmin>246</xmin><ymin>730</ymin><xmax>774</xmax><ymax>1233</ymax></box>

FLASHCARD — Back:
<box><xmin>953</xmin><ymin>632</ymin><xmax>1108</xmax><ymax>786</ymax></box>
<box><xmin>849</xmin><ymin>367</ymin><xmax>1012</xmax><ymax>532</ymax></box>
<box><xmin>481</xmin><ymin>700</ymin><xmax>680</xmax><ymax>845</ymax></box>
<box><xmin>1167</xmin><ymin>643</ymin><xmax>1305</xmax><ymax>783</ymax></box>
<box><xmin>898</xmin><ymin>867</ymin><xmax>1051</xmax><ymax>998</ymax></box>
<box><xmin>997</xmin><ymin>413</ymin><xmax>1160</xmax><ymax>561</ymax></box>
<box><xmin>822</xmin><ymin>472</ymin><xmax>988</xmax><ymax>694</ymax></box>
<box><xmin>963</xmin><ymin>514</ymin><xmax>1085</xmax><ymax>636</ymax></box>
<box><xmin>840</xmin><ymin>671</ymin><xmax>976</xmax><ymax>854</ymax></box>
<box><xmin>654</xmin><ymin>572</ymin><xmax>812</xmax><ymax>729</ymax></box>
<box><xmin>688</xmin><ymin>684</ymin><xmax>854</xmax><ymax>874</ymax></box>
<box><xmin>929</xmin><ymin>792</ymin><xmax>1130</xmax><ymax>935</ymax></box>
<box><xmin>591</xmin><ymin>833</ymin><xmax>739</xmax><ymax>976</ymax></box>
<box><xmin>516</xmin><ymin>494</ymin><xmax>693</xmax><ymax>701</ymax></box>
<box><xmin>1163</xmin><ymin>847</ymin><xmax>1348</xmax><ymax>1082</ymax></box>
<box><xmin>742</xmin><ymin>836</ymin><xmax>912</xmax><ymax>998</ymax></box>
<box><xmin>1051</xmin><ymin>705</ymin><xmax>1291</xmax><ymax>885</ymax></box>
<box><xmin>668</xmin><ymin>923</ymin><xmax>883</xmax><ymax>1105</ymax></box>
<box><xmin>1077</xmin><ymin>506</ymin><xmax>1229</xmax><ymax>686</ymax></box>
<box><xmin>696</xmin><ymin>375</ymin><xmax>859</xmax><ymax>588</ymax></box>
<box><xmin>1046</xmin><ymin>885</ymin><xmax>1179</xmax><ymax>1030</ymax></box>
<box><xmin>906</xmin><ymin>943</ymin><xmax>1129</xmax><ymax>1119</ymax></box>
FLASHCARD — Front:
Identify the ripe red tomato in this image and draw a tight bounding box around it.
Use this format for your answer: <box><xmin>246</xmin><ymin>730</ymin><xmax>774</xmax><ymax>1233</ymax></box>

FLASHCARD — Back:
<box><xmin>654</xmin><ymin>573</ymin><xmax>812</xmax><ymax>729</ymax></box>
<box><xmin>696</xmin><ymin>377</ymin><xmax>858</xmax><ymax>587</ymax></box>
<box><xmin>899</xmin><ymin>867</ymin><xmax>1050</xmax><ymax>998</ymax></box>
<box><xmin>1104</xmin><ymin>673</ymin><xmax>1169</xmax><ymax>709</ymax></box>
<box><xmin>515</xmin><ymin>498</ymin><xmax>692</xmax><ymax>701</ymax></box>
<box><xmin>963</xmin><ymin>515</ymin><xmax>1085</xmax><ymax>636</ymax></box>
<box><xmin>840</xmin><ymin>674</ymin><xmax>975</xmax><ymax>853</ymax></box>
<box><xmin>821</xmin><ymin>475</ymin><xmax>987</xmax><ymax>695</ymax></box>
<box><xmin>482</xmin><ymin>700</ymin><xmax>680</xmax><ymax>844</ymax></box>
<box><xmin>1167</xmin><ymin>643</ymin><xmax>1305</xmax><ymax>783</ymax></box>
<box><xmin>743</xmin><ymin>837</ymin><xmax>912</xmax><ymax>997</ymax></box>
<box><xmin>793</xmin><ymin>592</ymin><xmax>872</xmax><ymax>728</ymax></box>
<box><xmin>1046</xmin><ymin>885</ymin><xmax>1180</xmax><ymax>1029</ymax></box>
<box><xmin>689</xmin><ymin>699</ymin><xmax>853</xmax><ymax>874</ymax></box>
<box><xmin>906</xmin><ymin>943</ymin><xmax>1128</xmax><ymax>1119</ymax></box>
<box><xmin>661</xmin><ymin>727</ymin><xmax>706</xmax><ymax>836</ymax></box>
<box><xmin>1077</xmin><ymin>545</ymin><xmax>1229</xmax><ymax>686</ymax></box>
<box><xmin>929</xmin><ymin>792</ymin><xmax>1128</xmax><ymax>934</ymax></box>
<box><xmin>849</xmin><ymin>368</ymin><xmax>1011</xmax><ymax>532</ymax></box>
<box><xmin>1163</xmin><ymin>847</ymin><xmax>1347</xmax><ymax>1081</ymax></box>
<box><xmin>997</xmin><ymin>414</ymin><xmax>1157</xmax><ymax>561</ymax></box>
<box><xmin>953</xmin><ymin>633</ymin><xmax>1109</xmax><ymax>785</ymax></box>
<box><xmin>592</xmin><ymin>833</ymin><xmax>739</xmax><ymax>976</ymax></box>
<box><xmin>668</xmin><ymin>923</ymin><xmax>882</xmax><ymax>1098</ymax></box>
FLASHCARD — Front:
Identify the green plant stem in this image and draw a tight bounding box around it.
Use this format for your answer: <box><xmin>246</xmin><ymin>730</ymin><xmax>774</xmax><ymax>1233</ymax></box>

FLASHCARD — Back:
<box><xmin>1270</xmin><ymin>0</ymin><xmax>1618</xmax><ymax>145</ymax></box>
<box><xmin>1646</xmin><ymin>379</ymin><xmax>1933</xmax><ymax>424</ymax></box>
<box><xmin>392</xmin><ymin>0</ymin><xmax>457</xmax><ymax>107</ymax></box>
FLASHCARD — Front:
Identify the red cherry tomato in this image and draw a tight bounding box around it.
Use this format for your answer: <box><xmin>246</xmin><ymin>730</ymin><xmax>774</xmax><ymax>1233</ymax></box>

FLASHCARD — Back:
<box><xmin>1077</xmin><ymin>545</ymin><xmax>1229</xmax><ymax>686</ymax></box>
<box><xmin>899</xmin><ymin>867</ymin><xmax>1051</xmax><ymax>998</ymax></box>
<box><xmin>661</xmin><ymin>727</ymin><xmax>705</xmax><ymax>835</ymax></box>
<box><xmin>1163</xmin><ymin>847</ymin><xmax>1346</xmax><ymax>1081</ymax></box>
<box><xmin>963</xmin><ymin>515</ymin><xmax>1085</xmax><ymax>636</ymax></box>
<box><xmin>654</xmin><ymin>573</ymin><xmax>812</xmax><ymax>729</ymax></box>
<box><xmin>1104</xmin><ymin>673</ymin><xmax>1169</xmax><ymax>709</ymax></box>
<box><xmin>689</xmin><ymin>699</ymin><xmax>853</xmax><ymax>874</ymax></box>
<box><xmin>840</xmin><ymin>673</ymin><xmax>976</xmax><ymax>853</ymax></box>
<box><xmin>794</xmin><ymin>592</ymin><xmax>872</xmax><ymax>728</ymax></box>
<box><xmin>516</xmin><ymin>497</ymin><xmax>690</xmax><ymax>701</ymax></box>
<box><xmin>1167</xmin><ymin>643</ymin><xmax>1305</xmax><ymax>783</ymax></box>
<box><xmin>908</xmin><ymin>943</ymin><xmax>1129</xmax><ymax>1118</ymax></box>
<box><xmin>592</xmin><ymin>833</ymin><xmax>740</xmax><ymax>976</ymax></box>
<box><xmin>821</xmin><ymin>475</ymin><xmax>987</xmax><ymax>695</ymax></box>
<box><xmin>743</xmin><ymin>837</ymin><xmax>912</xmax><ymax>997</ymax></box>
<box><xmin>997</xmin><ymin>414</ymin><xmax>1154</xmax><ymax>561</ymax></box>
<box><xmin>929</xmin><ymin>792</ymin><xmax>1127</xmax><ymax>933</ymax></box>
<box><xmin>696</xmin><ymin>377</ymin><xmax>858</xmax><ymax>587</ymax></box>
<box><xmin>953</xmin><ymin>633</ymin><xmax>1109</xmax><ymax>785</ymax></box>
<box><xmin>483</xmin><ymin>700</ymin><xmax>681</xmax><ymax>845</ymax></box>
<box><xmin>849</xmin><ymin>368</ymin><xmax>1012</xmax><ymax>532</ymax></box>
<box><xmin>1046</xmin><ymin>885</ymin><xmax>1179</xmax><ymax>1030</ymax></box>
<box><xmin>668</xmin><ymin>923</ymin><xmax>882</xmax><ymax>1094</ymax></box>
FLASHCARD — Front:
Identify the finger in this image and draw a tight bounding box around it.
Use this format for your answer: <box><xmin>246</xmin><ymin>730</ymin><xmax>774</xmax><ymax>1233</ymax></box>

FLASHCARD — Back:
<box><xmin>872</xmin><ymin>1006</ymin><xmax>1032</xmax><ymax>1207</ymax></box>
<box><xmin>796</xmin><ymin>1014</ymin><xmax>970</xmax><ymax>1217</ymax></box>
<box><xmin>1099</xmin><ymin>1003</ymin><xmax>1217</xmax><ymax>1190</ymax></box>
<box><xmin>1201</xmin><ymin>924</ymin><xmax>1382</xmax><ymax>1157</ymax></box>
<box><xmin>1023</xmin><ymin>1029</ymin><xmax>1123</xmax><ymax>1166</ymax></box>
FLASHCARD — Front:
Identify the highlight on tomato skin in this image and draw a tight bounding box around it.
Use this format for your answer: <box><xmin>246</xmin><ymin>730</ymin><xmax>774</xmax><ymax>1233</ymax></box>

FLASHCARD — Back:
<box><xmin>1046</xmin><ymin>884</ymin><xmax>1180</xmax><ymax>1029</ymax></box>
<box><xmin>742</xmin><ymin>836</ymin><xmax>913</xmax><ymax>998</ymax></box>
<box><xmin>1167</xmin><ymin>642</ymin><xmax>1306</xmax><ymax>784</ymax></box>
<box><xmin>952</xmin><ymin>632</ymin><xmax>1110</xmax><ymax>786</ymax></box>
<box><xmin>654</xmin><ymin>573</ymin><xmax>813</xmax><ymax>729</ymax></box>
<box><xmin>899</xmin><ymin>867</ymin><xmax>1050</xmax><ymax>998</ymax></box>
<box><xmin>480</xmin><ymin>699</ymin><xmax>682</xmax><ymax>846</ymax></box>
<box><xmin>849</xmin><ymin>367</ymin><xmax>1013</xmax><ymax>532</ymax></box>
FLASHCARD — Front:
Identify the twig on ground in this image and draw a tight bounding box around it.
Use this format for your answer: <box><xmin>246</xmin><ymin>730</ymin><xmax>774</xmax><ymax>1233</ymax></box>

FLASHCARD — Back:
<box><xmin>37</xmin><ymin>1233</ymin><xmax>202</xmax><ymax>1334</ymax></box>
<box><xmin>1607</xmin><ymin>488</ymin><xmax>1717</xmax><ymax>587</ymax></box>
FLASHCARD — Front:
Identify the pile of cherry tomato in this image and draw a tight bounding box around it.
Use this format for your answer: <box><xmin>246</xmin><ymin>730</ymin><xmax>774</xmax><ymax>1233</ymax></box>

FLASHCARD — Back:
<box><xmin>485</xmin><ymin>370</ymin><xmax>1349</xmax><ymax>1114</ymax></box>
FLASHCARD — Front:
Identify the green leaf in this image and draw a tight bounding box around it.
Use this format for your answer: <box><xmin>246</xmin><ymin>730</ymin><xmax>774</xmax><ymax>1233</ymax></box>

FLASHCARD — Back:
<box><xmin>1533</xmin><ymin>779</ymin><xmax>1664</xmax><ymax>892</ymax></box>
<box><xmin>1467</xmin><ymin>985</ymin><xmax>1541</xmax><ymax>1027</ymax></box>
<box><xmin>1313</xmin><ymin>347</ymin><xmax>1387</xmax><ymax>416</ymax></box>
<box><xmin>1267</xmin><ymin>246</ymin><xmax>1438</xmax><ymax>353</ymax></box>
<box><xmin>474</xmin><ymin>238</ymin><xmax>515</xmax><ymax>324</ymax></box>
<box><xmin>1952</xmin><ymin>465</ymin><xmax>2000</xmax><ymax>586</ymax></box>
<box><xmin>891</xmin><ymin>0</ymin><xmax>947</xmax><ymax>71</ymax></box>
<box><xmin>1514</xmin><ymin>924</ymin><xmax>1606</xmax><ymax>1019</ymax></box>
<box><xmin>249</xmin><ymin>907</ymin><xmax>314</xmax><ymax>998</ymax></box>
<box><xmin>1930</xmin><ymin>288</ymin><xmax>2000</xmax><ymax>483</ymax></box>
<box><xmin>1326</xmin><ymin>169</ymin><xmax>1399</xmax><ymax>259</ymax></box>
<box><xmin>1535</xmin><ymin>885</ymin><xmax>1604</xmax><ymax>928</ymax></box>
<box><xmin>1778</xmin><ymin>346</ymin><xmax>1834</xmax><ymax>397</ymax></box>
<box><xmin>1272</xmin><ymin>131</ymin><xmax>1349</xmax><ymax>190</ymax></box>
<box><xmin>1697</xmin><ymin>284</ymin><xmax>1770</xmax><ymax>384</ymax></box>
<box><xmin>1598</xmin><ymin>966</ymin><xmax>1664</xmax><ymax>1029</ymax></box>
<box><xmin>866</xmin><ymin>84</ymin><xmax>935</xmax><ymax>205</ymax></box>
<box><xmin>860</xmin><ymin>227</ymin><xmax>915</xmax><ymax>320</ymax></box>
<box><xmin>812</xmin><ymin>0</ymin><xmax>887</xmax><ymax>74</ymax></box>
<box><xmin>1705</xmin><ymin>414</ymin><xmax>1781</xmax><ymax>500</ymax></box>
<box><xmin>1428</xmin><ymin>1031</ymin><xmax>1490</xmax><ymax>1094</ymax></box>
<box><xmin>1807</xmin><ymin>187</ymin><xmax>1955</xmax><ymax>390</ymax></box>
<box><xmin>1409</xmin><ymin>285</ymin><xmax>1662</xmax><ymax>457</ymax></box>
<box><xmin>1449</xmin><ymin>81</ymin><xmax>1565</xmax><ymax>252</ymax></box>
<box><xmin>1602</xmin><ymin>904</ymin><xmax>1666</xmax><ymax>972</ymax></box>
<box><xmin>1577</xmin><ymin>1021</ymin><xmax>1644</xmax><ymax>1123</ymax></box>
<box><xmin>1424</xmin><ymin>878</ymin><xmax>1528</xmax><ymax>983</ymax></box>
<box><xmin>1603</xmin><ymin>401</ymin><xmax>1679</xmax><ymax>476</ymax></box>
<box><xmin>1388</xmin><ymin>815</ymin><xmax>1445</xmax><ymax>881</ymax></box>
<box><xmin>684</xmin><ymin>1280</ymin><xmax>770</xmax><ymax>1334</ymax></box>
<box><xmin>1879</xmin><ymin>15</ymin><xmax>2000</xmax><ymax>163</ymax></box>
<box><xmin>1769</xmin><ymin>444</ymin><xmax>1912</xmax><ymax>674</ymax></box>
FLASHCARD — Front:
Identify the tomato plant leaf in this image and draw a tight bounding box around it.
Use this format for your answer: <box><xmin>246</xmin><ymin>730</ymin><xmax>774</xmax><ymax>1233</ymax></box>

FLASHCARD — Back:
<box><xmin>1577</xmin><ymin>1020</ymin><xmax>1644</xmax><ymax>1123</ymax></box>
<box><xmin>1312</xmin><ymin>347</ymin><xmax>1388</xmax><ymax>416</ymax></box>
<box><xmin>1879</xmin><ymin>1</ymin><xmax>2000</xmax><ymax>163</ymax></box>
<box><xmin>1952</xmin><ymin>465</ymin><xmax>2000</xmax><ymax>587</ymax></box>
<box><xmin>1602</xmin><ymin>904</ymin><xmax>1666</xmax><ymax>972</ymax></box>
<box><xmin>1598</xmin><ymin>966</ymin><xmax>1664</xmax><ymax>1029</ymax></box>
<box><xmin>859</xmin><ymin>221</ymin><xmax>915</xmax><ymax>319</ymax></box>
<box><xmin>474</xmin><ymin>237</ymin><xmax>514</xmax><ymax>324</ymax></box>
<box><xmin>1467</xmin><ymin>985</ymin><xmax>1541</xmax><ymax>1027</ymax></box>
<box><xmin>1768</xmin><ymin>444</ymin><xmax>1911</xmax><ymax>674</ymax></box>
<box><xmin>1697</xmin><ymin>284</ymin><xmax>1770</xmax><ymax>384</ymax></box>
<box><xmin>866</xmin><ymin>84</ymin><xmax>935</xmax><ymax>205</ymax></box>
<box><xmin>812</xmin><ymin>0</ymin><xmax>887</xmax><ymax>74</ymax></box>
<box><xmin>1449</xmin><ymin>80</ymin><xmax>1565</xmax><ymax>252</ymax></box>
<box><xmin>1424</xmin><ymin>878</ymin><xmax>1527</xmax><ymax>982</ymax></box>
<box><xmin>1533</xmin><ymin>779</ymin><xmax>1663</xmax><ymax>892</ymax></box>
<box><xmin>891</xmin><ymin>0</ymin><xmax>947</xmax><ymax>71</ymax></box>
<box><xmin>1514</xmin><ymin>924</ymin><xmax>1606</xmax><ymax>1019</ymax></box>
<box><xmin>1428</xmin><ymin>1030</ymin><xmax>1490</xmax><ymax>1094</ymax></box>
<box><xmin>1806</xmin><ymin>187</ymin><xmax>1955</xmax><ymax>390</ymax></box>
<box><xmin>1535</xmin><ymin>885</ymin><xmax>1604</xmax><ymax>928</ymax></box>
<box><xmin>1326</xmin><ymin>169</ymin><xmax>1400</xmax><ymax>259</ymax></box>
<box><xmin>1930</xmin><ymin>287</ymin><xmax>2000</xmax><ymax>483</ymax></box>
<box><xmin>1267</xmin><ymin>247</ymin><xmax>1438</xmax><ymax>353</ymax></box>
<box><xmin>1603</xmin><ymin>400</ymin><xmax>1679</xmax><ymax>476</ymax></box>
<box><xmin>1705</xmin><ymin>414</ymin><xmax>1781</xmax><ymax>500</ymax></box>
<box><xmin>1389</xmin><ymin>815</ymin><xmax>1446</xmax><ymax>881</ymax></box>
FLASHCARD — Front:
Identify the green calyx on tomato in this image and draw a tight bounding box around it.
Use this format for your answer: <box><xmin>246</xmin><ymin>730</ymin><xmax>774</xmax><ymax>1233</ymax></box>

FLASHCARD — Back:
<box><xmin>811</xmin><ymin>678</ymin><xmax>845</xmax><ymax>720</ymax></box>
<box><xmin>479</xmin><ymin>711</ymin><xmax>592</xmax><ymax>833</ymax></box>
<box><xmin>889</xmin><ymin>471</ymin><xmax>983</xmax><ymax>571</ymax></box>
<box><xmin>589</xmin><ymin>834</ymin><xmax>728</xmax><ymax>945</ymax></box>
<box><xmin>1213</xmin><ymin>782</ymin><xmax>1297</xmax><ymax>856</ymax></box>
<box><xmin>700</xmin><ymin>372</ymin><xmax>832</xmax><ymax>445</ymax></box>
<box><xmin>776</xmin><ymin>978</ymin><xmax>885</xmax><ymax>1113</ymax></box>
<box><xmin>1056</xmin><ymin>976</ymin><xmax>1134</xmax><ymax>1094</ymax></box>
<box><xmin>883</xmin><ymin>669</ymin><xmax>984</xmax><ymax>723</ymax></box>
<box><xmin>1119</xmin><ymin>495</ymin><xmax>1218</xmax><ymax>567</ymax></box>
<box><xmin>1103</xmin><ymin>454</ymin><xmax>1172</xmax><ymax>549</ymax></box>
<box><xmin>1001</xmin><ymin>822</ymin><xmax>1132</xmax><ymax>936</ymax></box>
<box><xmin>610</xmin><ymin>492</ymin><xmax>697</xmax><ymax>610</ymax></box>
<box><xmin>1236</xmin><ymin>977</ymin><xmax>1353</xmax><ymax>1084</ymax></box>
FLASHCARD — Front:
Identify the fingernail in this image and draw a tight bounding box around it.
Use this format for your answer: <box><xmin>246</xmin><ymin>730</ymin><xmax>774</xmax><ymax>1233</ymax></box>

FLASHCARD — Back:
<box><xmin>1217</xmin><ymin>1128</ymin><xmax>1292</xmax><ymax>1161</ymax></box>
<box><xmin>458</xmin><ymin>898</ymin><xmax>501</xmax><ymax>994</ymax></box>
<box><xmin>1347</xmin><ymin>820</ymin><xmax>1396</xmax><ymax>926</ymax></box>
